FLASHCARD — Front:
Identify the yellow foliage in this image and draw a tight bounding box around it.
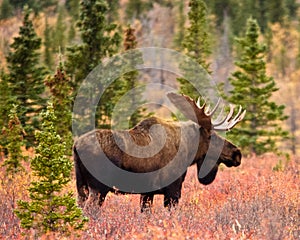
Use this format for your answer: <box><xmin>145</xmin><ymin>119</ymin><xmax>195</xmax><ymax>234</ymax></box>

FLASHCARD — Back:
<box><xmin>267</xmin><ymin>21</ymin><xmax>300</xmax><ymax>154</ymax></box>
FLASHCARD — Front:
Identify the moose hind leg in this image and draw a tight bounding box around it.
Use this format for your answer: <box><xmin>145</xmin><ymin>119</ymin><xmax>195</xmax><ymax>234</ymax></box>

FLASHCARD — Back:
<box><xmin>140</xmin><ymin>194</ymin><xmax>154</xmax><ymax>213</ymax></box>
<box><xmin>98</xmin><ymin>191</ymin><xmax>108</xmax><ymax>207</ymax></box>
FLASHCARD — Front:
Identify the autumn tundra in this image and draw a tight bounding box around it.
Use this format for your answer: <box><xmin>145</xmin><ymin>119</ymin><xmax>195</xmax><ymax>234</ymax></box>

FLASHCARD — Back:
<box><xmin>73</xmin><ymin>93</ymin><xmax>246</xmax><ymax>212</ymax></box>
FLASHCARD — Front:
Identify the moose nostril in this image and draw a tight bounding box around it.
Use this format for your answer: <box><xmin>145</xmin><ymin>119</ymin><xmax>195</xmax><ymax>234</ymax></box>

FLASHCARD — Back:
<box><xmin>233</xmin><ymin>150</ymin><xmax>242</xmax><ymax>166</ymax></box>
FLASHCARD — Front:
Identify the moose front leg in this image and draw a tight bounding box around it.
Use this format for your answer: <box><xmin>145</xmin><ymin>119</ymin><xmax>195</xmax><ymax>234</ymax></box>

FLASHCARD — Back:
<box><xmin>140</xmin><ymin>194</ymin><xmax>154</xmax><ymax>213</ymax></box>
<box><xmin>163</xmin><ymin>173</ymin><xmax>186</xmax><ymax>210</ymax></box>
<box><xmin>84</xmin><ymin>189</ymin><xmax>108</xmax><ymax>211</ymax></box>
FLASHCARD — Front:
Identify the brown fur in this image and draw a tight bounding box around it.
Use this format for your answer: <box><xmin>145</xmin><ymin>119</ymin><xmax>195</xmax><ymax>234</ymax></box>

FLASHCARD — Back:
<box><xmin>73</xmin><ymin>116</ymin><xmax>242</xmax><ymax>212</ymax></box>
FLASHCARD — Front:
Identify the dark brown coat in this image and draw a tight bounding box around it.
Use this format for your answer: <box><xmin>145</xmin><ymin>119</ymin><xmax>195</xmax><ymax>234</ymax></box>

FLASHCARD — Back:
<box><xmin>73</xmin><ymin>93</ymin><xmax>245</xmax><ymax>212</ymax></box>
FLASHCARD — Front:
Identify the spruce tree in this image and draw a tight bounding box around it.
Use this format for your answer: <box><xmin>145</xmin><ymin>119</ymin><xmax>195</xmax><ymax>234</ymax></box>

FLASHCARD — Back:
<box><xmin>0</xmin><ymin>70</ymin><xmax>12</xmax><ymax>131</ymax></box>
<box><xmin>183</xmin><ymin>0</ymin><xmax>211</xmax><ymax>70</ymax></box>
<box><xmin>10</xmin><ymin>0</ymin><xmax>58</xmax><ymax>14</ymax></box>
<box><xmin>0</xmin><ymin>71</ymin><xmax>11</xmax><ymax>155</ymax></box>
<box><xmin>125</xmin><ymin>0</ymin><xmax>152</xmax><ymax>21</ymax></box>
<box><xmin>206</xmin><ymin>0</ymin><xmax>296</xmax><ymax>35</ymax></box>
<box><xmin>229</xmin><ymin>0</ymin><xmax>262</xmax><ymax>33</ymax></box>
<box><xmin>0</xmin><ymin>0</ymin><xmax>14</xmax><ymax>20</ymax></box>
<box><xmin>107</xmin><ymin>0</ymin><xmax>120</xmax><ymax>22</ymax></box>
<box><xmin>226</xmin><ymin>17</ymin><xmax>288</xmax><ymax>155</ymax></box>
<box><xmin>15</xmin><ymin>103</ymin><xmax>87</xmax><ymax>236</ymax></box>
<box><xmin>6</xmin><ymin>6</ymin><xmax>48</xmax><ymax>147</ymax></box>
<box><xmin>53</xmin><ymin>6</ymin><xmax>67</xmax><ymax>53</ymax></box>
<box><xmin>285</xmin><ymin>0</ymin><xmax>299</xmax><ymax>19</ymax></box>
<box><xmin>66</xmin><ymin>0</ymin><xmax>121</xmax><ymax>130</ymax></box>
<box><xmin>177</xmin><ymin>0</ymin><xmax>211</xmax><ymax>100</ymax></box>
<box><xmin>113</xmin><ymin>26</ymin><xmax>146</xmax><ymax>129</ymax></box>
<box><xmin>2</xmin><ymin>105</ymin><xmax>27</xmax><ymax>174</ymax></box>
<box><xmin>174</xmin><ymin>0</ymin><xmax>186</xmax><ymax>51</ymax></box>
<box><xmin>9</xmin><ymin>0</ymin><xmax>28</xmax><ymax>9</ymax></box>
<box><xmin>266</xmin><ymin>0</ymin><xmax>287</xmax><ymax>24</ymax></box>
<box><xmin>123</xmin><ymin>26</ymin><xmax>142</xmax><ymax>125</ymax></box>
<box><xmin>65</xmin><ymin>0</ymin><xmax>80</xmax><ymax>19</ymax></box>
<box><xmin>44</xmin><ymin>7</ymin><xmax>67</xmax><ymax>70</ymax></box>
<box><xmin>66</xmin><ymin>0</ymin><xmax>121</xmax><ymax>92</ymax></box>
<box><xmin>34</xmin><ymin>0</ymin><xmax>58</xmax><ymax>11</ymax></box>
<box><xmin>68</xmin><ymin>21</ymin><xmax>77</xmax><ymax>44</ymax></box>
<box><xmin>45</xmin><ymin>56</ymin><xmax>73</xmax><ymax>154</ymax></box>
<box><xmin>44</xmin><ymin>17</ymin><xmax>54</xmax><ymax>69</ymax></box>
<box><xmin>65</xmin><ymin>0</ymin><xmax>79</xmax><ymax>43</ymax></box>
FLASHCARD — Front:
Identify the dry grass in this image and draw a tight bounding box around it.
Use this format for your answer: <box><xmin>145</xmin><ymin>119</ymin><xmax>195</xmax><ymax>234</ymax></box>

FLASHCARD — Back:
<box><xmin>0</xmin><ymin>154</ymin><xmax>299</xmax><ymax>239</ymax></box>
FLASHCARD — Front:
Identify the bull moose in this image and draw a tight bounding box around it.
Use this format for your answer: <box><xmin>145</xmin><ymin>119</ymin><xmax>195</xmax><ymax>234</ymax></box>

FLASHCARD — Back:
<box><xmin>73</xmin><ymin>93</ymin><xmax>246</xmax><ymax>212</ymax></box>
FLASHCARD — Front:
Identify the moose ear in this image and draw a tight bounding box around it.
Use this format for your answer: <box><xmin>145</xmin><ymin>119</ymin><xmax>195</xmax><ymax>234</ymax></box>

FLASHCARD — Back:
<box><xmin>167</xmin><ymin>92</ymin><xmax>200</xmax><ymax>124</ymax></box>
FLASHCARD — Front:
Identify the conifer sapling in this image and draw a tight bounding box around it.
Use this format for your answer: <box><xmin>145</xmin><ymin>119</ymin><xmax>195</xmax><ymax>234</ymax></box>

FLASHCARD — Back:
<box><xmin>2</xmin><ymin>105</ymin><xmax>26</xmax><ymax>174</ymax></box>
<box><xmin>15</xmin><ymin>103</ymin><xmax>87</xmax><ymax>235</ymax></box>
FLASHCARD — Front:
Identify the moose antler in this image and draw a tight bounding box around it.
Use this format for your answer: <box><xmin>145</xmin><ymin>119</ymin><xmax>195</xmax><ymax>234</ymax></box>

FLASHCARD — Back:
<box><xmin>167</xmin><ymin>92</ymin><xmax>246</xmax><ymax>131</ymax></box>
<box><xmin>167</xmin><ymin>93</ymin><xmax>212</xmax><ymax>129</ymax></box>
<box><xmin>212</xmin><ymin>104</ymin><xmax>246</xmax><ymax>131</ymax></box>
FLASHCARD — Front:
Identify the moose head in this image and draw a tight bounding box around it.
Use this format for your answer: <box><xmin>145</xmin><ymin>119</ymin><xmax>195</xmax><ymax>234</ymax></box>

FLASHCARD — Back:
<box><xmin>167</xmin><ymin>92</ymin><xmax>246</xmax><ymax>185</ymax></box>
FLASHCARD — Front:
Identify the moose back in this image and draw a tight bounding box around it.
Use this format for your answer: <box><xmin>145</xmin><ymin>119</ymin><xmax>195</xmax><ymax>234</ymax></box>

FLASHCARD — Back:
<box><xmin>73</xmin><ymin>93</ymin><xmax>246</xmax><ymax>212</ymax></box>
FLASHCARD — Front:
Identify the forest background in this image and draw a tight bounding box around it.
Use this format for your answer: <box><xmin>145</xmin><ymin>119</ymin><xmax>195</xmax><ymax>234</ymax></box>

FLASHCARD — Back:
<box><xmin>0</xmin><ymin>0</ymin><xmax>299</xmax><ymax>239</ymax></box>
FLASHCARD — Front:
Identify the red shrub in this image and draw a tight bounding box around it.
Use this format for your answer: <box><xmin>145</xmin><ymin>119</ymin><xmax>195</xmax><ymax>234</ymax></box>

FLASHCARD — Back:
<box><xmin>0</xmin><ymin>154</ymin><xmax>299</xmax><ymax>239</ymax></box>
